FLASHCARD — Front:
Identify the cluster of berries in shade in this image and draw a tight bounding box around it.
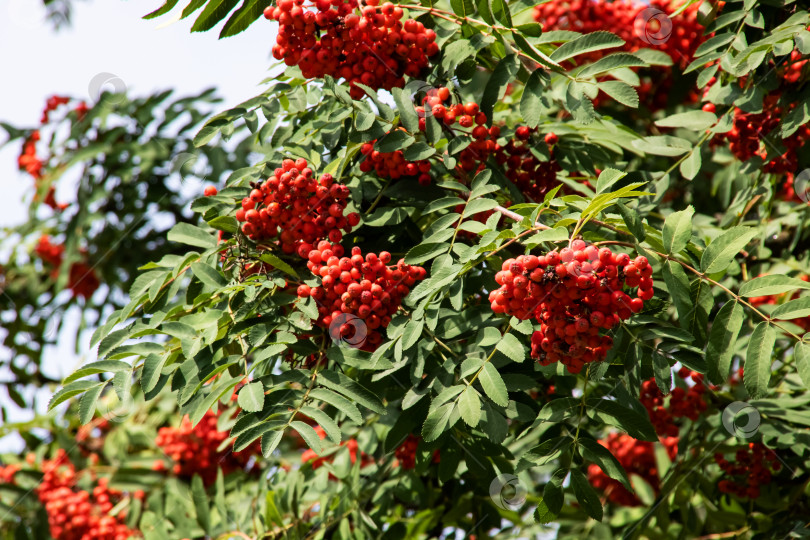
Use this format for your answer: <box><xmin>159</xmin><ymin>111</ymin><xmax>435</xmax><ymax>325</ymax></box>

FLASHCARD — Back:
<box><xmin>495</xmin><ymin>128</ymin><xmax>564</xmax><ymax>201</ymax></box>
<box><xmin>17</xmin><ymin>96</ymin><xmax>89</xmax><ymax>212</ymax></box>
<box><xmin>715</xmin><ymin>443</ymin><xmax>781</xmax><ymax>499</ymax></box>
<box><xmin>749</xmin><ymin>274</ymin><xmax>810</xmax><ymax>330</ymax></box>
<box><xmin>360</xmin><ymin>86</ymin><xmax>567</xmax><ymax>201</ymax></box>
<box><xmin>359</xmin><ymin>88</ymin><xmax>499</xmax><ymax>185</ymax></box>
<box><xmin>301</xmin><ymin>426</ymin><xmax>373</xmax><ymax>472</ymax></box>
<box><xmin>779</xmin><ymin>49</ymin><xmax>809</xmax><ymax>84</ymax></box>
<box><xmin>153</xmin><ymin>409</ymin><xmax>261</xmax><ymax>486</ymax></box>
<box><xmin>299</xmin><ymin>429</ymin><xmax>438</xmax><ymax>472</ymax></box>
<box><xmin>709</xmin><ymin>94</ymin><xmax>810</xmax><ymax>177</ymax></box>
<box><xmin>590</xmin><ymin>367</ymin><xmax>717</xmax><ymax>506</ymax></box>
<box><xmin>76</xmin><ymin>420</ymin><xmax>112</xmax><ymax>457</ymax></box>
<box><xmin>265</xmin><ymin>0</ymin><xmax>437</xmax><ymax>99</ymax></box>
<box><xmin>235</xmin><ymin>158</ymin><xmax>360</xmax><ymax>255</ymax></box>
<box><xmin>782</xmin><ymin>174</ymin><xmax>810</xmax><ymax>204</ymax></box>
<box><xmin>34</xmin><ymin>235</ymin><xmax>100</xmax><ymax>299</ymax></box>
<box><xmin>533</xmin><ymin>0</ymin><xmax>705</xmax><ymax>66</ymax></box>
<box><xmin>297</xmin><ymin>241</ymin><xmax>427</xmax><ymax>351</ymax></box>
<box><xmin>394</xmin><ymin>434</ymin><xmax>440</xmax><ymax>470</ymax></box>
<box><xmin>36</xmin><ymin>449</ymin><xmax>140</xmax><ymax>540</ymax></box>
<box><xmin>640</xmin><ymin>367</ymin><xmax>709</xmax><ymax>438</ymax></box>
<box><xmin>18</xmin><ymin>130</ymin><xmax>69</xmax><ymax>212</ymax></box>
<box><xmin>534</xmin><ymin>0</ymin><xmax>705</xmax><ymax>110</ymax></box>
<box><xmin>416</xmin><ymin>88</ymin><xmax>507</xmax><ymax>178</ymax></box>
<box><xmin>489</xmin><ymin>241</ymin><xmax>653</xmax><ymax>373</ymax></box>
<box><xmin>587</xmin><ymin>434</ymin><xmax>678</xmax><ymax>506</ymax></box>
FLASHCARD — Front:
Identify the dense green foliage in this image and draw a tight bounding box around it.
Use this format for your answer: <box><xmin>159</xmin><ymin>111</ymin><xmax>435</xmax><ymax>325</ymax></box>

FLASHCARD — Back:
<box><xmin>2</xmin><ymin>0</ymin><xmax>810</xmax><ymax>538</ymax></box>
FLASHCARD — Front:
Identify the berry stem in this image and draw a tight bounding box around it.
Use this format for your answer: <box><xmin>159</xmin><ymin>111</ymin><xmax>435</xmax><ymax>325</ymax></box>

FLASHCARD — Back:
<box><xmin>399</xmin><ymin>4</ymin><xmax>510</xmax><ymax>33</ymax></box>
<box><xmin>215</xmin><ymin>532</ymin><xmax>253</xmax><ymax>540</ymax></box>
<box><xmin>662</xmin><ymin>129</ymin><xmax>713</xmax><ymax>178</ymax></box>
<box><xmin>481</xmin><ymin>226</ymin><xmax>545</xmax><ymax>260</ymax></box>
<box><xmin>693</xmin><ymin>527</ymin><xmax>751</xmax><ymax>540</ymax></box>
<box><xmin>491</xmin><ymin>200</ymin><xmax>633</xmax><ymax>237</ymax></box>
<box><xmin>572</xmin><ymin>364</ymin><xmax>591</xmax><ymax>443</ymax></box>
<box><xmin>366</xmin><ymin>177</ymin><xmax>392</xmax><ymax>215</ymax></box>
<box><xmin>398</xmin><ymin>4</ymin><xmax>572</xmax><ymax>77</ymax></box>
<box><xmin>492</xmin><ymin>205</ymin><xmax>551</xmax><ymax>230</ymax></box>
<box><xmin>426</xmin><ymin>327</ymin><xmax>460</xmax><ymax>358</ymax></box>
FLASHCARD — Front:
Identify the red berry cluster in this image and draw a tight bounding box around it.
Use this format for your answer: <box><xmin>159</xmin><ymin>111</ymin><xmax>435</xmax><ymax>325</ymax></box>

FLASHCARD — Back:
<box><xmin>34</xmin><ymin>235</ymin><xmax>100</xmax><ymax>299</ymax></box>
<box><xmin>358</xmin><ymin>86</ymin><xmax>570</xmax><ymax>201</ymax></box>
<box><xmin>35</xmin><ymin>234</ymin><xmax>65</xmax><ymax>267</ymax></box>
<box><xmin>17</xmin><ymin>130</ymin><xmax>69</xmax><ymax>212</ymax></box>
<box><xmin>489</xmin><ymin>241</ymin><xmax>653</xmax><ymax>373</ymax></box>
<box><xmin>640</xmin><ymin>367</ymin><xmax>708</xmax><ymax>437</ymax></box>
<box><xmin>495</xmin><ymin>128</ymin><xmax>564</xmax><ymax>201</ymax></box>
<box><xmin>534</xmin><ymin>0</ymin><xmax>705</xmax><ymax>110</ymax></box>
<box><xmin>781</xmin><ymin>173</ymin><xmax>807</xmax><ymax>203</ymax></box>
<box><xmin>712</xmin><ymin>94</ymin><xmax>810</xmax><ymax>175</ymax></box>
<box><xmin>780</xmin><ymin>49</ymin><xmax>809</xmax><ymax>84</ymax></box>
<box><xmin>234</xmin><ymin>158</ymin><xmax>360</xmax><ymax>256</ymax></box>
<box><xmin>359</xmin><ymin>89</ymin><xmax>500</xmax><ymax>184</ymax></box>
<box><xmin>770</xmin><ymin>49</ymin><xmax>808</xmax><ymax>84</ymax></box>
<box><xmin>301</xmin><ymin>426</ymin><xmax>373</xmax><ymax>471</ymax></box>
<box><xmin>0</xmin><ymin>463</ymin><xmax>20</xmax><ymax>485</ymax></box>
<box><xmin>76</xmin><ymin>419</ymin><xmax>111</xmax><ymax>447</ymax></box>
<box><xmin>18</xmin><ymin>130</ymin><xmax>44</xmax><ymax>178</ymax></box>
<box><xmin>154</xmin><ymin>409</ymin><xmax>260</xmax><ymax>486</ymax></box>
<box><xmin>416</xmin><ymin>92</ymin><xmax>488</xmax><ymax>130</ymax></box>
<box><xmin>36</xmin><ymin>449</ymin><xmax>139</xmax><ymax>540</ymax></box>
<box><xmin>18</xmin><ymin>97</ymin><xmax>89</xmax><ymax>211</ymax></box>
<box><xmin>297</xmin><ymin>242</ymin><xmax>427</xmax><ymax>350</ymax></box>
<box><xmin>715</xmin><ymin>443</ymin><xmax>781</xmax><ymax>499</ymax></box>
<box><xmin>265</xmin><ymin>0</ymin><xmax>437</xmax><ymax>99</ymax></box>
<box><xmin>534</xmin><ymin>0</ymin><xmax>704</xmax><ymax>68</ymax></box>
<box><xmin>415</xmin><ymin>88</ymin><xmax>502</xmax><ymax>175</ymax></box>
<box><xmin>359</xmin><ymin>136</ymin><xmax>432</xmax><ymax>185</ymax></box>
<box><xmin>41</xmin><ymin>95</ymin><xmax>71</xmax><ymax>124</ymax></box>
<box><xmin>749</xmin><ymin>274</ymin><xmax>810</xmax><ymax>330</ymax></box>
<box><xmin>587</xmin><ymin>433</ymin><xmax>678</xmax><ymax>506</ymax></box>
<box><xmin>394</xmin><ymin>434</ymin><xmax>440</xmax><ymax>470</ymax></box>
<box><xmin>421</xmin><ymin>91</ymin><xmax>569</xmax><ymax>200</ymax></box>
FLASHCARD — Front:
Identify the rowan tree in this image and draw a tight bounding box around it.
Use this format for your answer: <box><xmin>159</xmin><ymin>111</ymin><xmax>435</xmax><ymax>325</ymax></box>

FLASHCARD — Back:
<box><xmin>2</xmin><ymin>0</ymin><xmax>810</xmax><ymax>538</ymax></box>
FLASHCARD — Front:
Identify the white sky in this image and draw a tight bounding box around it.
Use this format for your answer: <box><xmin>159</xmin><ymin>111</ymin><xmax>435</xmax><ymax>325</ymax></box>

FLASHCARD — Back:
<box><xmin>0</xmin><ymin>0</ymin><xmax>276</xmax><ymax>445</ymax></box>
